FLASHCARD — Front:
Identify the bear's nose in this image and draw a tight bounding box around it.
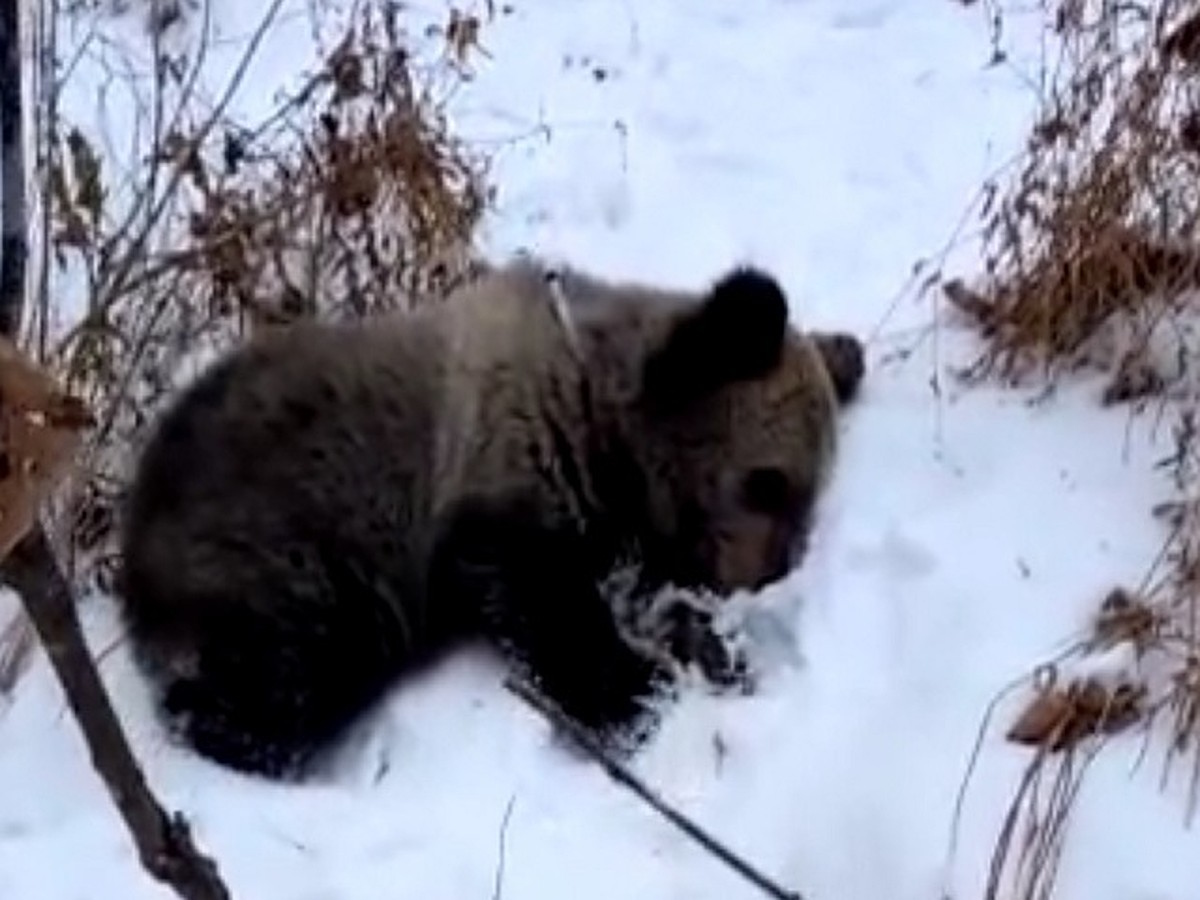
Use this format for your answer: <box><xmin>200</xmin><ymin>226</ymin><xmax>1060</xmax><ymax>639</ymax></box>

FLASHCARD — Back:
<box><xmin>752</xmin><ymin>543</ymin><xmax>792</xmax><ymax>590</ymax></box>
<box><xmin>714</xmin><ymin>516</ymin><xmax>795</xmax><ymax>593</ymax></box>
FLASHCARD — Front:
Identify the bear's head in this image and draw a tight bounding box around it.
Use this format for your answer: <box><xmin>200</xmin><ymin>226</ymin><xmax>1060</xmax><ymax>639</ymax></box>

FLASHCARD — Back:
<box><xmin>592</xmin><ymin>267</ymin><xmax>863</xmax><ymax>597</ymax></box>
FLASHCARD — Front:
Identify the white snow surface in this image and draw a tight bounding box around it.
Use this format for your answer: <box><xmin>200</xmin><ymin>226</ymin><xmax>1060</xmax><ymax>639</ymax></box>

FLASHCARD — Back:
<box><xmin>2</xmin><ymin>1</ymin><xmax>1199</xmax><ymax>899</ymax></box>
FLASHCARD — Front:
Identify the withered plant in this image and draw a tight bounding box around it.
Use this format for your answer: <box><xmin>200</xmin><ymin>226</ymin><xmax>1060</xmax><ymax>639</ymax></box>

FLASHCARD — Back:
<box><xmin>0</xmin><ymin>0</ymin><xmax>494</xmax><ymax>686</ymax></box>
<box><xmin>41</xmin><ymin>0</ymin><xmax>491</xmax><ymax>587</ymax></box>
<box><xmin>937</xmin><ymin>2</ymin><xmax>1200</xmax><ymax>898</ymax></box>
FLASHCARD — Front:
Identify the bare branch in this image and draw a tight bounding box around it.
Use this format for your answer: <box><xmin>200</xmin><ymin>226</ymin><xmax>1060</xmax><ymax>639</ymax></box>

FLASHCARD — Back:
<box><xmin>491</xmin><ymin>794</ymin><xmax>516</xmax><ymax>900</ymax></box>
<box><xmin>3</xmin><ymin>529</ymin><xmax>232</xmax><ymax>900</ymax></box>
<box><xmin>505</xmin><ymin>677</ymin><xmax>805</xmax><ymax>900</ymax></box>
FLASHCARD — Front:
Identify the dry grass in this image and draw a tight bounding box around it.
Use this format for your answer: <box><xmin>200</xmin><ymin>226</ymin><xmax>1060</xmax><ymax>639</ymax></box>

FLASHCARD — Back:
<box><xmin>936</xmin><ymin>1</ymin><xmax>1200</xmax><ymax>897</ymax></box>
<box><xmin>945</xmin><ymin>2</ymin><xmax>1200</xmax><ymax>387</ymax></box>
<box><xmin>51</xmin><ymin>0</ymin><xmax>490</xmax><ymax>579</ymax></box>
<box><xmin>0</xmin><ymin>0</ymin><xmax>495</xmax><ymax>687</ymax></box>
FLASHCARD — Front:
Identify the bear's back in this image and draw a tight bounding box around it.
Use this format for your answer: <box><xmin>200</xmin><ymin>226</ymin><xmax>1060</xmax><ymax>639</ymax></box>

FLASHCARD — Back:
<box><xmin>120</xmin><ymin>263</ymin><xmax>593</xmax><ymax>633</ymax></box>
<box><xmin>423</xmin><ymin>262</ymin><xmax>600</xmax><ymax>519</ymax></box>
<box><xmin>119</xmin><ymin>311</ymin><xmax>450</xmax><ymax>646</ymax></box>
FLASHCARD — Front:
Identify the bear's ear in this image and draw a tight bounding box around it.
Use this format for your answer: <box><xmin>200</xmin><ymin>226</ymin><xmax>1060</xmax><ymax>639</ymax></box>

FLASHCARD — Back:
<box><xmin>642</xmin><ymin>267</ymin><xmax>789</xmax><ymax>408</ymax></box>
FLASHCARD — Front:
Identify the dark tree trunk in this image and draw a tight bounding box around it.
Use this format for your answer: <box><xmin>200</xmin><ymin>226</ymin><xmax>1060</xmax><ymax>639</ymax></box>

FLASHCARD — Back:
<box><xmin>0</xmin><ymin>0</ymin><xmax>25</xmax><ymax>337</ymax></box>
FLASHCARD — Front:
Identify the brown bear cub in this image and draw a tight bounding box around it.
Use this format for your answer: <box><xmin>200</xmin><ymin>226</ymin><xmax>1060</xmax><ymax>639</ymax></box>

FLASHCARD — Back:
<box><xmin>116</xmin><ymin>258</ymin><xmax>865</xmax><ymax>779</ymax></box>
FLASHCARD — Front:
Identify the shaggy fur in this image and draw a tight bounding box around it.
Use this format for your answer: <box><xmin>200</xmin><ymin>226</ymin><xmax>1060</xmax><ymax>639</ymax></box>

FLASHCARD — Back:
<box><xmin>116</xmin><ymin>258</ymin><xmax>865</xmax><ymax>779</ymax></box>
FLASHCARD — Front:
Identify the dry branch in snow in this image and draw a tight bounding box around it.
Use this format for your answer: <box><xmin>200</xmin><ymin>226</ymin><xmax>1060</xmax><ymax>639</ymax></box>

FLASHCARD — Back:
<box><xmin>506</xmin><ymin>676</ymin><xmax>806</xmax><ymax>900</ymax></box>
<box><xmin>0</xmin><ymin>0</ymin><xmax>233</xmax><ymax>894</ymax></box>
<box><xmin>0</xmin><ymin>334</ymin><xmax>233</xmax><ymax>900</ymax></box>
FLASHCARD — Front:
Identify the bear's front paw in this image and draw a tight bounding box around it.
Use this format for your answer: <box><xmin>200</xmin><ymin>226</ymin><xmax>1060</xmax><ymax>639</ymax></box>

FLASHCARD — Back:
<box><xmin>659</xmin><ymin>602</ymin><xmax>757</xmax><ymax>694</ymax></box>
<box><xmin>692</xmin><ymin>628</ymin><xmax>757</xmax><ymax>695</ymax></box>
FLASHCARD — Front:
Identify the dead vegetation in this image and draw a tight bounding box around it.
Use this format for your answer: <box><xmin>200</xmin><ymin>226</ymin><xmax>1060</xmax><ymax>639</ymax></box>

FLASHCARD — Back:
<box><xmin>0</xmin><ymin>5</ymin><xmax>496</xmax><ymax>896</ymax></box>
<box><xmin>945</xmin><ymin>2</ymin><xmax>1200</xmax><ymax>392</ymax></box>
<box><xmin>937</xmin><ymin>1</ymin><xmax>1200</xmax><ymax>897</ymax></box>
<box><xmin>0</xmin><ymin>337</ymin><xmax>231</xmax><ymax>899</ymax></box>
<box><xmin>0</xmin><ymin>332</ymin><xmax>91</xmax><ymax>570</ymax></box>
<box><xmin>47</xmin><ymin>0</ymin><xmax>489</xmax><ymax>576</ymax></box>
<box><xmin>0</xmin><ymin>0</ymin><xmax>495</xmax><ymax>684</ymax></box>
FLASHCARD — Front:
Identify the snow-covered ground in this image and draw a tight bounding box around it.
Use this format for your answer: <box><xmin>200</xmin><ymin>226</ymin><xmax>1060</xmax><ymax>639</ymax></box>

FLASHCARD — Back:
<box><xmin>2</xmin><ymin>1</ymin><xmax>1198</xmax><ymax>898</ymax></box>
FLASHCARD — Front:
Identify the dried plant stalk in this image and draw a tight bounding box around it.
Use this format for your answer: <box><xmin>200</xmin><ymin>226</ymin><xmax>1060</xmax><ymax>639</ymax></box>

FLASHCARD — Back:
<box><xmin>934</xmin><ymin>3</ymin><xmax>1200</xmax><ymax>897</ymax></box>
<box><xmin>29</xmin><ymin>0</ymin><xmax>494</xmax><ymax>594</ymax></box>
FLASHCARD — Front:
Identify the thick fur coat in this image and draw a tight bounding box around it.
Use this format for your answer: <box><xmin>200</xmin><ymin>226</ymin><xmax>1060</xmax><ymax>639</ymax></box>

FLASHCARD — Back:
<box><xmin>116</xmin><ymin>258</ymin><xmax>865</xmax><ymax>778</ymax></box>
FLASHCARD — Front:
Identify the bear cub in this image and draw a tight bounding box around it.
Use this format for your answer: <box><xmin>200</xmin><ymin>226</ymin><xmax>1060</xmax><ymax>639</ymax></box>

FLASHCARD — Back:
<box><xmin>116</xmin><ymin>257</ymin><xmax>865</xmax><ymax>779</ymax></box>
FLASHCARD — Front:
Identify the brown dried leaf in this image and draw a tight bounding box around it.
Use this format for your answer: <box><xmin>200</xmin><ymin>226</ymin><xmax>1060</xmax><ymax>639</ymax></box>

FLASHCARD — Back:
<box><xmin>1007</xmin><ymin>688</ymin><xmax>1074</xmax><ymax>747</ymax></box>
<box><xmin>0</xmin><ymin>335</ymin><xmax>91</xmax><ymax>562</ymax></box>
<box><xmin>943</xmin><ymin>278</ymin><xmax>997</xmax><ymax>330</ymax></box>
<box><xmin>1093</xmin><ymin>586</ymin><xmax>1160</xmax><ymax>650</ymax></box>
<box><xmin>1007</xmin><ymin>677</ymin><xmax>1147</xmax><ymax>751</ymax></box>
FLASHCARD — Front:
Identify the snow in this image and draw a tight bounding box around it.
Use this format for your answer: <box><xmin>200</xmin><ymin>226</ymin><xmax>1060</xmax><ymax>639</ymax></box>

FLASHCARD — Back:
<box><xmin>2</xmin><ymin>0</ymin><xmax>1199</xmax><ymax>899</ymax></box>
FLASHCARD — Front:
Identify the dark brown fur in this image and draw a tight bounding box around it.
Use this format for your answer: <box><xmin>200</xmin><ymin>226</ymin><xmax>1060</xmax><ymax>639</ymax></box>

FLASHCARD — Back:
<box><xmin>116</xmin><ymin>258</ymin><xmax>864</xmax><ymax>779</ymax></box>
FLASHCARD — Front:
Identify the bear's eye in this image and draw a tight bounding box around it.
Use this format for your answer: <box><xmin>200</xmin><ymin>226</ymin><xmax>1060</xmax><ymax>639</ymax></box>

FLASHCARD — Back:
<box><xmin>740</xmin><ymin>466</ymin><xmax>793</xmax><ymax>516</ymax></box>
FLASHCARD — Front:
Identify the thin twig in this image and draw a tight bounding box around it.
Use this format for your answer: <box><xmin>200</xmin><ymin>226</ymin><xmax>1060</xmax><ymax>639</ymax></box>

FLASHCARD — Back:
<box><xmin>29</xmin><ymin>0</ymin><xmax>59</xmax><ymax>361</ymax></box>
<box><xmin>505</xmin><ymin>677</ymin><xmax>805</xmax><ymax>900</ymax></box>
<box><xmin>97</xmin><ymin>0</ymin><xmax>286</xmax><ymax>309</ymax></box>
<box><xmin>491</xmin><ymin>794</ymin><xmax>516</xmax><ymax>900</ymax></box>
